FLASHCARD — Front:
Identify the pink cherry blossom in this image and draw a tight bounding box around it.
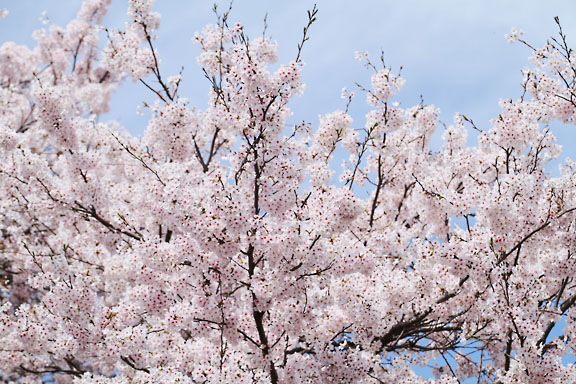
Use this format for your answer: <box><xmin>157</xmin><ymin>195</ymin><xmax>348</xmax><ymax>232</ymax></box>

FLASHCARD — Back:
<box><xmin>1</xmin><ymin>2</ymin><xmax>576</xmax><ymax>383</ymax></box>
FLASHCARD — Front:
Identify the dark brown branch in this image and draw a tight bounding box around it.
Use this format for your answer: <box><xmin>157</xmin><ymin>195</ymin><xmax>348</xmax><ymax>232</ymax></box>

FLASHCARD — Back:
<box><xmin>139</xmin><ymin>78</ymin><xmax>167</xmax><ymax>103</ymax></box>
<box><xmin>537</xmin><ymin>293</ymin><xmax>576</xmax><ymax>349</ymax></box>
<box><xmin>498</xmin><ymin>206</ymin><xmax>576</xmax><ymax>264</ymax></box>
<box><xmin>120</xmin><ymin>356</ymin><xmax>150</xmax><ymax>374</ymax></box>
<box><xmin>504</xmin><ymin>330</ymin><xmax>513</xmax><ymax>371</ymax></box>
<box><xmin>295</xmin><ymin>5</ymin><xmax>318</xmax><ymax>63</ymax></box>
<box><xmin>142</xmin><ymin>23</ymin><xmax>174</xmax><ymax>102</ymax></box>
<box><xmin>19</xmin><ymin>364</ymin><xmax>83</xmax><ymax>378</ymax></box>
<box><xmin>74</xmin><ymin>202</ymin><xmax>142</xmax><ymax>240</ymax></box>
<box><xmin>112</xmin><ymin>133</ymin><xmax>166</xmax><ymax>186</ymax></box>
<box><xmin>368</xmin><ymin>155</ymin><xmax>383</xmax><ymax>230</ymax></box>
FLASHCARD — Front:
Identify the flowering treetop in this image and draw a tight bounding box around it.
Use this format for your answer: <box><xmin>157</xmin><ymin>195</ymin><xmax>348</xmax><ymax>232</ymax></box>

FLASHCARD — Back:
<box><xmin>1</xmin><ymin>1</ymin><xmax>576</xmax><ymax>383</ymax></box>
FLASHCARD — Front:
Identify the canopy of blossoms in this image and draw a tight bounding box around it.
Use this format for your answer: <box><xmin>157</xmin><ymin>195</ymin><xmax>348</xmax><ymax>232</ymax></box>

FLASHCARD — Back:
<box><xmin>1</xmin><ymin>1</ymin><xmax>576</xmax><ymax>383</ymax></box>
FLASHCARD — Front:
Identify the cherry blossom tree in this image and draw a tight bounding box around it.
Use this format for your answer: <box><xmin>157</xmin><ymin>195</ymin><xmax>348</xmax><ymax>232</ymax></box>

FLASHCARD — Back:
<box><xmin>1</xmin><ymin>1</ymin><xmax>576</xmax><ymax>383</ymax></box>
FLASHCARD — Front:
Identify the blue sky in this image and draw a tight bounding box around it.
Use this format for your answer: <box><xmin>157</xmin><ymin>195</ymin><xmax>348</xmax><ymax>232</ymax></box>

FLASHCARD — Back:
<box><xmin>2</xmin><ymin>0</ymin><xmax>576</xmax><ymax>170</ymax></box>
<box><xmin>2</xmin><ymin>1</ymin><xmax>576</xmax><ymax>154</ymax></box>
